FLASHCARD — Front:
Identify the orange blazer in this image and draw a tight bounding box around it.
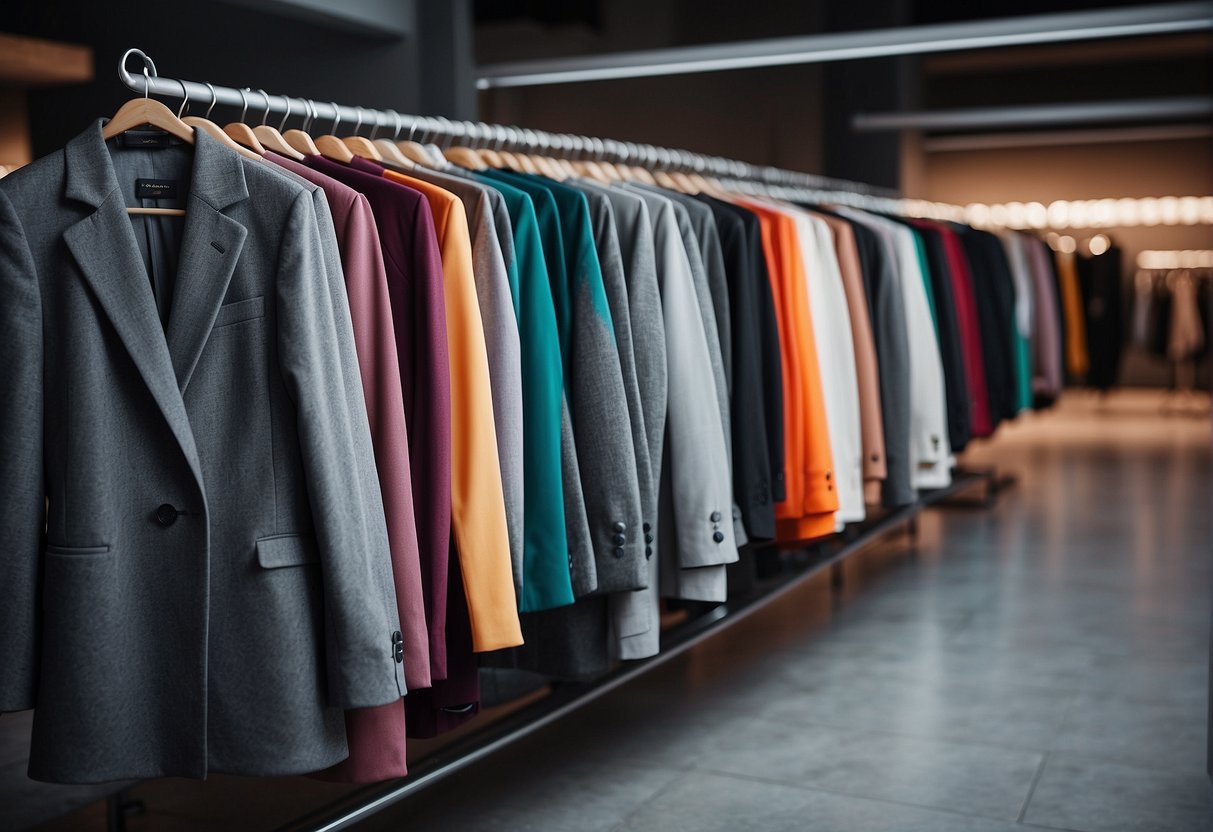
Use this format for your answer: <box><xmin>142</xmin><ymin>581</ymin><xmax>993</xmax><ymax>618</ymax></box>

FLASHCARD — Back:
<box><xmin>383</xmin><ymin>169</ymin><xmax>522</xmax><ymax>651</ymax></box>
<box><xmin>735</xmin><ymin>199</ymin><xmax>838</xmax><ymax>540</ymax></box>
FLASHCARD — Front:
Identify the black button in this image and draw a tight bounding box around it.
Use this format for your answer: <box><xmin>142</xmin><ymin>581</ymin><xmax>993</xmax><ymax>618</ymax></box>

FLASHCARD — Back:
<box><xmin>645</xmin><ymin>532</ymin><xmax>654</xmax><ymax>544</ymax></box>
<box><xmin>612</xmin><ymin>533</ymin><xmax>627</xmax><ymax>546</ymax></box>
<box><xmin>613</xmin><ymin>546</ymin><xmax>625</xmax><ymax>558</ymax></box>
<box><xmin>642</xmin><ymin>521</ymin><xmax>651</xmax><ymax>533</ymax></box>
<box><xmin>710</xmin><ymin>510</ymin><xmax>722</xmax><ymax>522</ymax></box>
<box><xmin>155</xmin><ymin>503</ymin><xmax>178</xmax><ymax>527</ymax></box>
<box><xmin>825</xmin><ymin>471</ymin><xmax>832</xmax><ymax>480</ymax></box>
<box><xmin>645</xmin><ymin>545</ymin><xmax>653</xmax><ymax>559</ymax></box>
<box><xmin>871</xmin><ymin>454</ymin><xmax>879</xmax><ymax>462</ymax></box>
<box><xmin>712</xmin><ymin>530</ymin><xmax>725</xmax><ymax>543</ymax></box>
<box><xmin>391</xmin><ymin>631</ymin><xmax>403</xmax><ymax>663</ymax></box>
<box><xmin>612</xmin><ymin>521</ymin><xmax>627</xmax><ymax>533</ymax></box>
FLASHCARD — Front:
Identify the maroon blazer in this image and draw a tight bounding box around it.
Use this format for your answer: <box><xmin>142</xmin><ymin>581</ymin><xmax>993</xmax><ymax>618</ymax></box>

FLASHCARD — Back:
<box><xmin>937</xmin><ymin>223</ymin><xmax>993</xmax><ymax>438</ymax></box>
<box><xmin>304</xmin><ymin>156</ymin><xmax>453</xmax><ymax>687</ymax></box>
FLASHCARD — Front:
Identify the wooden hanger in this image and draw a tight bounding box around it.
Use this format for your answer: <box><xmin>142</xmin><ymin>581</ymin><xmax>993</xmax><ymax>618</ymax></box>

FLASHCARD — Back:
<box><xmin>282</xmin><ymin>98</ymin><xmax>321</xmax><ymax>156</ymax></box>
<box><xmin>445</xmin><ymin>146</ymin><xmax>486</xmax><ymax>170</ymax></box>
<box><xmin>313</xmin><ymin>100</ymin><xmax>355</xmax><ymax>163</ymax></box>
<box><xmin>224</xmin><ymin>88</ymin><xmax>267</xmax><ymax>154</ymax></box>
<box><xmin>342</xmin><ymin>107</ymin><xmax>384</xmax><ymax>161</ymax></box>
<box><xmin>395</xmin><ymin>115</ymin><xmax>437</xmax><ymax>165</ymax></box>
<box><xmin>372</xmin><ymin>112</ymin><xmax>416</xmax><ymax>168</ymax></box>
<box><xmin>251</xmin><ymin>91</ymin><xmax>305</xmax><ymax>161</ymax></box>
<box><xmin>376</xmin><ymin>138</ymin><xmax>416</xmax><ymax>168</ymax></box>
<box><xmin>182</xmin><ymin>83</ymin><xmax>260</xmax><ymax>161</ymax></box>
<box><xmin>102</xmin><ymin>87</ymin><xmax>194</xmax><ymax>217</ymax></box>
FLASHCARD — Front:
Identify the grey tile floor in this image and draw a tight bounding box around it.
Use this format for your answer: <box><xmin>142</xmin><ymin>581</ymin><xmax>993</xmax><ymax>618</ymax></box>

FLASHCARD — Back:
<box><xmin>13</xmin><ymin>390</ymin><xmax>1213</xmax><ymax>831</ymax></box>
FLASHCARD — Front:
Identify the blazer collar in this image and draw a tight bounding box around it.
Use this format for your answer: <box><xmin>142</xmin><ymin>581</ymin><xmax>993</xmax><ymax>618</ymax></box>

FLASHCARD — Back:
<box><xmin>61</xmin><ymin>120</ymin><xmax>252</xmax><ymax>499</ymax></box>
<box><xmin>65</xmin><ymin>119</ymin><xmax>250</xmax><ymax>211</ymax></box>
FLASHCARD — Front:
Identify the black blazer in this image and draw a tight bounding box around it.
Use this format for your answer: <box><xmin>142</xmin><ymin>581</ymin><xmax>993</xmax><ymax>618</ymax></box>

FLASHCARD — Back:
<box><xmin>698</xmin><ymin>195</ymin><xmax>786</xmax><ymax>531</ymax></box>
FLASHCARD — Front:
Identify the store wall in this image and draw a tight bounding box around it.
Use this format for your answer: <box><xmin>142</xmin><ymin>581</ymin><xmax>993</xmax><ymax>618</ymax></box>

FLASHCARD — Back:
<box><xmin>476</xmin><ymin>0</ymin><xmax>835</xmax><ymax>177</ymax></box>
<box><xmin>0</xmin><ymin>0</ymin><xmax>475</xmax><ymax>160</ymax></box>
<box><xmin>914</xmin><ymin>137</ymin><xmax>1213</xmax><ymax>387</ymax></box>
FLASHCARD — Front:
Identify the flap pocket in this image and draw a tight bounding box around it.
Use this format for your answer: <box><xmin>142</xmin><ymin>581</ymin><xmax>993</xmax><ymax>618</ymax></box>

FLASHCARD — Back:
<box><xmin>45</xmin><ymin>543</ymin><xmax>110</xmax><ymax>557</ymax></box>
<box><xmin>256</xmin><ymin>534</ymin><xmax>319</xmax><ymax>569</ymax></box>
<box><xmin>214</xmin><ymin>296</ymin><xmax>264</xmax><ymax>329</ymax></box>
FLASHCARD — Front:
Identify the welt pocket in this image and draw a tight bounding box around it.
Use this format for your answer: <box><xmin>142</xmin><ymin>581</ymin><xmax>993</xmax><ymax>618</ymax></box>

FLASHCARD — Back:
<box><xmin>45</xmin><ymin>543</ymin><xmax>111</xmax><ymax>557</ymax></box>
<box><xmin>256</xmin><ymin>534</ymin><xmax>319</xmax><ymax>569</ymax></box>
<box><xmin>213</xmin><ymin>296</ymin><xmax>265</xmax><ymax>329</ymax></box>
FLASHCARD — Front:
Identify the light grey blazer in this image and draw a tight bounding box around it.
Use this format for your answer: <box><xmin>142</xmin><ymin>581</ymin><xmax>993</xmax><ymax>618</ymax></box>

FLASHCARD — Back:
<box><xmin>0</xmin><ymin>122</ymin><xmax>403</xmax><ymax>783</ymax></box>
<box><xmin>619</xmin><ymin>186</ymin><xmax>737</xmax><ymax>652</ymax></box>
<box><xmin>634</xmin><ymin>187</ymin><xmax>746</xmax><ymax>547</ymax></box>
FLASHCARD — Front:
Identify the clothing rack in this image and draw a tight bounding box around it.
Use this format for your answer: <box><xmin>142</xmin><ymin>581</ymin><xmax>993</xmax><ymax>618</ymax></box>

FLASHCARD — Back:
<box><xmin>114</xmin><ymin>48</ymin><xmax>943</xmax><ymax>219</ymax></box>
<box><xmin>95</xmin><ymin>46</ymin><xmax>1014</xmax><ymax>831</ymax></box>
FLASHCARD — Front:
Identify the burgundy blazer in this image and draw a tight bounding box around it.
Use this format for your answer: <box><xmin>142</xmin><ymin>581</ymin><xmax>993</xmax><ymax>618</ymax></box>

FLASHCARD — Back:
<box><xmin>304</xmin><ymin>156</ymin><xmax>453</xmax><ymax>687</ymax></box>
<box><xmin>937</xmin><ymin>223</ymin><xmax>993</xmax><ymax>438</ymax></box>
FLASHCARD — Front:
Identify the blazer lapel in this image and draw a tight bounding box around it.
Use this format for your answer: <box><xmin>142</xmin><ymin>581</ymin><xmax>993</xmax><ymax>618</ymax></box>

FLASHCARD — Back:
<box><xmin>63</xmin><ymin>187</ymin><xmax>205</xmax><ymax>491</ymax></box>
<box><xmin>165</xmin><ymin>135</ymin><xmax>248</xmax><ymax>392</ymax></box>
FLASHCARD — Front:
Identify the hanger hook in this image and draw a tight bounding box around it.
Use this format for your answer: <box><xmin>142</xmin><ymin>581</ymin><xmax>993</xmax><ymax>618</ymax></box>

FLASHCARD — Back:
<box><xmin>203</xmin><ymin>82</ymin><xmax>218</xmax><ymax>120</ymax></box>
<box><xmin>370</xmin><ymin>110</ymin><xmax>385</xmax><ymax>141</ymax></box>
<box><xmin>143</xmin><ymin>67</ymin><xmax>150</xmax><ymax>99</ymax></box>
<box><xmin>391</xmin><ymin>111</ymin><xmax>403</xmax><ymax>140</ymax></box>
<box><xmin>278</xmin><ymin>96</ymin><xmax>293</xmax><ymax>132</ymax></box>
<box><xmin>301</xmin><ymin>99</ymin><xmax>314</xmax><ymax>133</ymax></box>
<box><xmin>237</xmin><ymin>88</ymin><xmax>250</xmax><ymax>123</ymax></box>
<box><xmin>352</xmin><ymin>106</ymin><xmax>363</xmax><ymax>137</ymax></box>
<box><xmin>329</xmin><ymin>102</ymin><xmax>341</xmax><ymax>135</ymax></box>
<box><xmin>176</xmin><ymin>79</ymin><xmax>190</xmax><ymax>119</ymax></box>
<box><xmin>256</xmin><ymin>90</ymin><xmax>271</xmax><ymax>126</ymax></box>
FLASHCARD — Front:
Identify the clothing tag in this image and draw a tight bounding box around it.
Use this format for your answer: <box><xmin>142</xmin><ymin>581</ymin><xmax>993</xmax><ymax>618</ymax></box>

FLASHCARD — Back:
<box><xmin>135</xmin><ymin>179</ymin><xmax>180</xmax><ymax>201</ymax></box>
<box><xmin>120</xmin><ymin>130</ymin><xmax>172</xmax><ymax>149</ymax></box>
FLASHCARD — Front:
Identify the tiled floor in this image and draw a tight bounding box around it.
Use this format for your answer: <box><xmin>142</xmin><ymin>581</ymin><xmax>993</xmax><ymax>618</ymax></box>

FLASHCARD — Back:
<box><xmin>11</xmin><ymin>390</ymin><xmax>1213</xmax><ymax>831</ymax></box>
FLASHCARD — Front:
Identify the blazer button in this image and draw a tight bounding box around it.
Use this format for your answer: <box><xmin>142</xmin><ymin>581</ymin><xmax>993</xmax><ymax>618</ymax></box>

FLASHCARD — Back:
<box><xmin>612</xmin><ymin>520</ymin><xmax>627</xmax><ymax>533</ymax></box>
<box><xmin>642</xmin><ymin>521</ymin><xmax>651</xmax><ymax>533</ymax></box>
<box><xmin>645</xmin><ymin>545</ymin><xmax>653</xmax><ymax>559</ymax></box>
<box><xmin>612</xmin><ymin>532</ymin><xmax>627</xmax><ymax>546</ymax></box>
<box><xmin>712</xmin><ymin>530</ymin><xmax>725</xmax><ymax>544</ymax></box>
<box><xmin>613</xmin><ymin>546</ymin><xmax>625</xmax><ymax>558</ymax></box>
<box><xmin>155</xmin><ymin>503</ymin><xmax>178</xmax><ymax>527</ymax></box>
<box><xmin>710</xmin><ymin>510</ymin><xmax>722</xmax><ymax>522</ymax></box>
<box><xmin>645</xmin><ymin>532</ymin><xmax>654</xmax><ymax>544</ymax></box>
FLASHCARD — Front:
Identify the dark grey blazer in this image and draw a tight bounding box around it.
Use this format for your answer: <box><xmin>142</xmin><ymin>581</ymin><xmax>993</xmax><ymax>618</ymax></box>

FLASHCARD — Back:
<box><xmin>0</xmin><ymin>122</ymin><xmax>403</xmax><ymax>783</ymax></box>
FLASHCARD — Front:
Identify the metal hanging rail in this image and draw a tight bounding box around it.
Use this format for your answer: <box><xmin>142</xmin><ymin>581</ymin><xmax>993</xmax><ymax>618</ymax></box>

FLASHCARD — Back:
<box><xmin>474</xmin><ymin>2</ymin><xmax>1213</xmax><ymax>89</ymax></box>
<box><xmin>115</xmin><ymin>48</ymin><xmax>903</xmax><ymax>208</ymax></box>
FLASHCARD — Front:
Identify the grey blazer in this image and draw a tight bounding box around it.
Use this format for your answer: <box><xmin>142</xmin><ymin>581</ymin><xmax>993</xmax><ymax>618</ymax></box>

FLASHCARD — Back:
<box><xmin>620</xmin><ymin>186</ymin><xmax>737</xmax><ymax>637</ymax></box>
<box><xmin>0</xmin><ymin>122</ymin><xmax>403</xmax><ymax>783</ymax></box>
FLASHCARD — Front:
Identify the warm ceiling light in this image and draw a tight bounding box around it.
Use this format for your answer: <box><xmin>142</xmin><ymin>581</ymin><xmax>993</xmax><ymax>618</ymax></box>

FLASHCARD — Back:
<box><xmin>1089</xmin><ymin>234</ymin><xmax>1110</xmax><ymax>255</ymax></box>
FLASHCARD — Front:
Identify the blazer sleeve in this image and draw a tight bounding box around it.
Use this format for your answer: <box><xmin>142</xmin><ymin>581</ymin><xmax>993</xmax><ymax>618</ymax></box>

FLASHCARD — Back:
<box><xmin>275</xmin><ymin>191</ymin><xmax>404</xmax><ymax>709</ymax></box>
<box><xmin>656</xmin><ymin>209</ymin><xmax>738</xmax><ymax>569</ymax></box>
<box><xmin>337</xmin><ymin>192</ymin><xmax>431</xmax><ymax>691</ymax></box>
<box><xmin>0</xmin><ymin>189</ymin><xmax>43</xmax><ymax>712</ymax></box>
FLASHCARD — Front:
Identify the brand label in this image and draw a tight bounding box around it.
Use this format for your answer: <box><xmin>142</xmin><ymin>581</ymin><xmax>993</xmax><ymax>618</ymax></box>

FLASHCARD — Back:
<box><xmin>135</xmin><ymin>178</ymin><xmax>180</xmax><ymax>201</ymax></box>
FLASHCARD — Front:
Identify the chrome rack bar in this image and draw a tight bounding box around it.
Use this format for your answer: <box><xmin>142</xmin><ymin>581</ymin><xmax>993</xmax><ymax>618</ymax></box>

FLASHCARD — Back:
<box><xmin>115</xmin><ymin>48</ymin><xmax>902</xmax><ymax>204</ymax></box>
<box><xmin>475</xmin><ymin>2</ymin><xmax>1213</xmax><ymax>89</ymax></box>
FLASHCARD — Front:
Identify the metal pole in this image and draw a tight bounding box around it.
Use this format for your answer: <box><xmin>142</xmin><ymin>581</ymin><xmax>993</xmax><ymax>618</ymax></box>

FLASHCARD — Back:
<box><xmin>475</xmin><ymin>2</ymin><xmax>1213</xmax><ymax>89</ymax></box>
